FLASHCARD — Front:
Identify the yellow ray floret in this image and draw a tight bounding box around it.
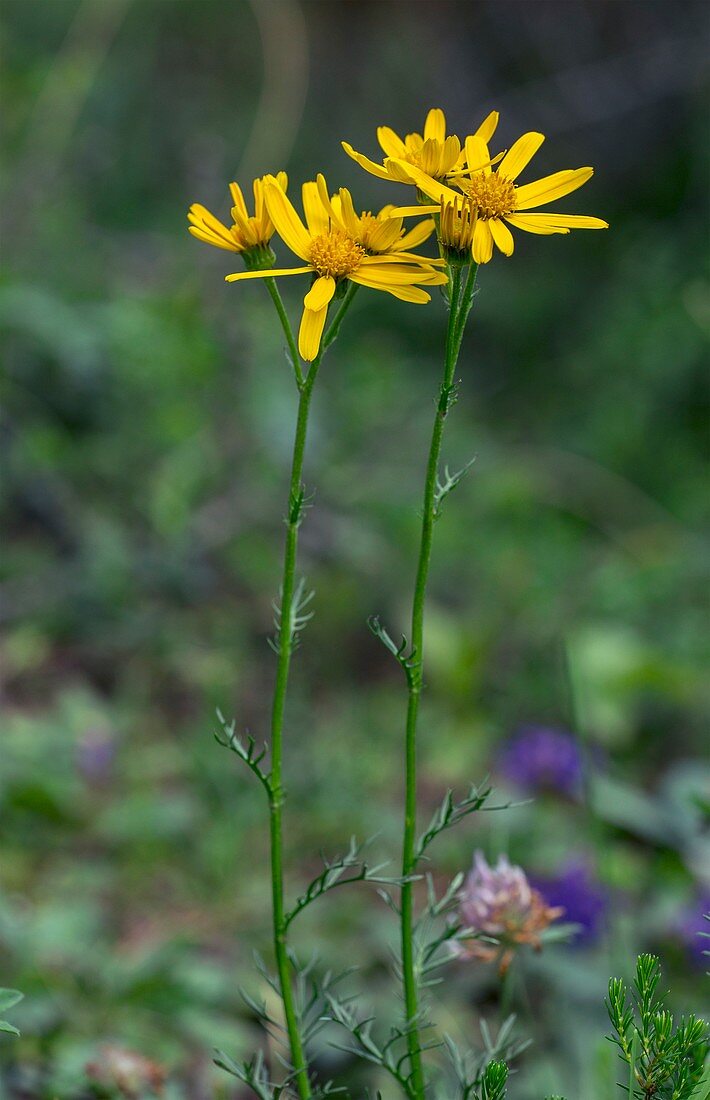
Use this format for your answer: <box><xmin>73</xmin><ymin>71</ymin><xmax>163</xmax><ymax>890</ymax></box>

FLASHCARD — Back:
<box><xmin>342</xmin><ymin>106</ymin><xmax>500</xmax><ymax>185</ymax></box>
<box><xmin>187</xmin><ymin>172</ymin><xmax>288</xmax><ymax>260</ymax></box>
<box><xmin>385</xmin><ymin>131</ymin><xmax>608</xmax><ymax>263</ymax></box>
<box><xmin>224</xmin><ymin>175</ymin><xmax>447</xmax><ymax>362</ymax></box>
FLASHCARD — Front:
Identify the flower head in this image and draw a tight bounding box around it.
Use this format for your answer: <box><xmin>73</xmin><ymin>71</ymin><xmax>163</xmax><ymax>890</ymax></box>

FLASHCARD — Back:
<box><xmin>188</xmin><ymin>172</ymin><xmax>288</xmax><ymax>269</ymax></box>
<box><xmin>498</xmin><ymin>724</ymin><xmax>583</xmax><ymax>796</ymax></box>
<box><xmin>343</xmin><ymin>107</ymin><xmax>499</xmax><ymax>185</ymax></box>
<box><xmin>456</xmin><ymin>851</ymin><xmax>564</xmax><ymax>973</ymax></box>
<box><xmin>531</xmin><ymin>860</ymin><xmax>608</xmax><ymax>945</ymax></box>
<box><xmin>437</xmin><ymin>195</ymin><xmax>478</xmax><ymax>261</ymax></box>
<box><xmin>386</xmin><ymin>130</ymin><xmax>608</xmax><ymax>262</ymax></box>
<box><xmin>223</xmin><ymin>174</ymin><xmax>447</xmax><ymax>361</ymax></box>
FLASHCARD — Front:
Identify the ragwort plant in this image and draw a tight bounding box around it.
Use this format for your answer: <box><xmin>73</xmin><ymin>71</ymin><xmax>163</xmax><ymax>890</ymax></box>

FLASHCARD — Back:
<box><xmin>187</xmin><ymin>107</ymin><xmax>706</xmax><ymax>1100</ymax></box>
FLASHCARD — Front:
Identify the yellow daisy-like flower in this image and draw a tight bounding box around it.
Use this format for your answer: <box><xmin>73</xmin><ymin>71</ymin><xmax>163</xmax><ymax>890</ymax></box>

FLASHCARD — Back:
<box><xmin>224</xmin><ymin>175</ymin><xmax>447</xmax><ymax>362</ymax></box>
<box><xmin>385</xmin><ymin>132</ymin><xmax>608</xmax><ymax>263</ymax></box>
<box><xmin>319</xmin><ymin>178</ymin><xmax>440</xmax><ymax>263</ymax></box>
<box><xmin>188</xmin><ymin>172</ymin><xmax>288</xmax><ymax>267</ymax></box>
<box><xmin>342</xmin><ymin>106</ymin><xmax>499</xmax><ymax>184</ymax></box>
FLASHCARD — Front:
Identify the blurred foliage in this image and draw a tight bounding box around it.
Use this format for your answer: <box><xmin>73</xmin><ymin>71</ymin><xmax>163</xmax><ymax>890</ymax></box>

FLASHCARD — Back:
<box><xmin>1</xmin><ymin>1</ymin><xmax>708</xmax><ymax>1097</ymax></box>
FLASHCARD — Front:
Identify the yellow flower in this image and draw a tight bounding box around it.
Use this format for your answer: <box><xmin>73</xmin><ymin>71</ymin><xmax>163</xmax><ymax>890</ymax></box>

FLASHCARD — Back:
<box><xmin>187</xmin><ymin>172</ymin><xmax>288</xmax><ymax>266</ymax></box>
<box><xmin>437</xmin><ymin>195</ymin><xmax>478</xmax><ymax>259</ymax></box>
<box><xmin>322</xmin><ymin>180</ymin><xmax>440</xmax><ymax>263</ymax></box>
<box><xmin>342</xmin><ymin>107</ymin><xmax>499</xmax><ymax>185</ymax></box>
<box><xmin>224</xmin><ymin>175</ymin><xmax>447</xmax><ymax>362</ymax></box>
<box><xmin>385</xmin><ymin>132</ymin><xmax>608</xmax><ymax>263</ymax></box>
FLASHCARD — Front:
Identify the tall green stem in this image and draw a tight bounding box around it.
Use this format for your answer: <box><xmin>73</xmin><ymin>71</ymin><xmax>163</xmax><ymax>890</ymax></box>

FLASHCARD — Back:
<box><xmin>263</xmin><ymin>283</ymin><xmax>358</xmax><ymax>1098</ymax></box>
<box><xmin>400</xmin><ymin>263</ymin><xmax>474</xmax><ymax>1097</ymax></box>
<box><xmin>269</xmin><ymin>354</ymin><xmax>319</xmax><ymax>1099</ymax></box>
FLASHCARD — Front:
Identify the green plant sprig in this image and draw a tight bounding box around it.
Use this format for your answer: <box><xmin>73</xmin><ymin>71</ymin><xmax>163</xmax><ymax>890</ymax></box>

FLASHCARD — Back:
<box><xmin>606</xmin><ymin>954</ymin><xmax>708</xmax><ymax>1100</ymax></box>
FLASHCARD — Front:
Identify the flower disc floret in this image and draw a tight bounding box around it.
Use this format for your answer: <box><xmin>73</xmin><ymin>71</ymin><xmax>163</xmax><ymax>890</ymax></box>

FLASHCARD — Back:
<box><xmin>464</xmin><ymin>172</ymin><xmax>516</xmax><ymax>220</ymax></box>
<box><xmin>308</xmin><ymin>230</ymin><xmax>366</xmax><ymax>279</ymax></box>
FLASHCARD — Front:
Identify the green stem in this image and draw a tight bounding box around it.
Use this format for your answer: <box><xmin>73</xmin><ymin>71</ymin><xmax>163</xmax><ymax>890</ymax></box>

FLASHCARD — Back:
<box><xmin>265</xmin><ymin>276</ymin><xmax>303</xmax><ymax>387</ymax></box>
<box><xmin>262</xmin><ymin>282</ymin><xmax>357</xmax><ymax>1098</ymax></box>
<box><xmin>400</xmin><ymin>263</ymin><xmax>468</xmax><ymax>1098</ymax></box>
<box><xmin>268</xmin><ymin>353</ymin><xmax>320</xmax><ymax>1099</ymax></box>
<box><xmin>323</xmin><ymin>282</ymin><xmax>359</xmax><ymax>350</ymax></box>
<box><xmin>452</xmin><ymin>262</ymin><xmax>478</xmax><ymax>362</ymax></box>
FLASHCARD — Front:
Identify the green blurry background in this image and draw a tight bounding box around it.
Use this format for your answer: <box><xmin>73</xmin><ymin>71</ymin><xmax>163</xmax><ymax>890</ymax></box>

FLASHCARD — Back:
<box><xmin>1</xmin><ymin>1</ymin><xmax>708</xmax><ymax>1097</ymax></box>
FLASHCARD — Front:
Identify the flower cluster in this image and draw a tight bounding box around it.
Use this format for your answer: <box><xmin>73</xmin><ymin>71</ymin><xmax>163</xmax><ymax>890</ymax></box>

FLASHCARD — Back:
<box><xmin>498</xmin><ymin>724</ymin><xmax>584</xmax><ymax>796</ymax></box>
<box><xmin>455</xmin><ymin>851</ymin><xmax>564</xmax><ymax>973</ymax></box>
<box><xmin>531</xmin><ymin>859</ymin><xmax>609</xmax><ymax>944</ymax></box>
<box><xmin>188</xmin><ymin>107</ymin><xmax>607</xmax><ymax>359</ymax></box>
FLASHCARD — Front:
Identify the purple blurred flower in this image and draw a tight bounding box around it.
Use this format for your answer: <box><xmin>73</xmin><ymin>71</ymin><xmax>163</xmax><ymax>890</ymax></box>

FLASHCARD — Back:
<box><xmin>531</xmin><ymin>860</ymin><xmax>609</xmax><ymax>945</ymax></box>
<box><xmin>455</xmin><ymin>851</ymin><xmax>564</xmax><ymax>973</ymax></box>
<box><xmin>76</xmin><ymin>728</ymin><xmax>115</xmax><ymax>783</ymax></box>
<box><xmin>498</xmin><ymin>724</ymin><xmax>583</xmax><ymax>796</ymax></box>
<box><xmin>675</xmin><ymin>891</ymin><xmax>710</xmax><ymax>969</ymax></box>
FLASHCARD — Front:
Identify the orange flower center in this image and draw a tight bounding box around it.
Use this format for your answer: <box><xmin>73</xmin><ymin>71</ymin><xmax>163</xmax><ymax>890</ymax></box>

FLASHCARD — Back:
<box><xmin>309</xmin><ymin>229</ymin><xmax>366</xmax><ymax>278</ymax></box>
<box><xmin>463</xmin><ymin>172</ymin><xmax>516</xmax><ymax>220</ymax></box>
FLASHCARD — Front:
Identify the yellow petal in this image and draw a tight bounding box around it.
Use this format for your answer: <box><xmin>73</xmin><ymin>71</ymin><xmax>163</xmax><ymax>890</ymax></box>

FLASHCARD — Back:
<box><xmin>358</xmin><ymin>259</ymin><xmax>447</xmax><ymax>285</ymax></box>
<box><xmin>383</xmin><ymin>204</ymin><xmax>439</xmax><ymax>218</ymax></box>
<box><xmin>464</xmin><ymin>135</ymin><xmax>492</xmax><ymax>175</ymax></box>
<box><xmin>229</xmin><ymin>183</ymin><xmax>248</xmax><ymax>219</ymax></box>
<box><xmin>507</xmin><ymin>212</ymin><xmax>608</xmax><ymax>230</ymax></box>
<box><xmin>336</xmin><ymin>188</ymin><xmax>360</xmax><ymax>236</ymax></box>
<box><xmin>497</xmin><ymin>132</ymin><xmax>545</xmax><ymax>181</ymax></box>
<box><xmin>349</xmin><ymin>270</ymin><xmax>432</xmax><ymax>303</ymax></box>
<box><xmin>503</xmin><ymin>214</ymin><xmax>568</xmax><ymax>236</ymax></box>
<box><xmin>298</xmin><ymin>304</ymin><xmax>328</xmax><ymax>361</ymax></box>
<box><xmin>376</xmin><ymin>126</ymin><xmax>407</xmax><ymax>158</ymax></box>
<box><xmin>341</xmin><ymin>142</ymin><xmax>393</xmax><ymax>180</ymax></box>
<box><xmin>365</xmin><ymin>218</ymin><xmax>402</xmax><ymax>252</ymax></box>
<box><xmin>188</xmin><ymin>204</ymin><xmax>236</xmax><ymax>247</ymax></box>
<box><xmin>188</xmin><ymin>225</ymin><xmax>239</xmax><ymax>252</ymax></box>
<box><xmin>423</xmin><ymin>108</ymin><xmax>446</xmax><ymax>143</ymax></box>
<box><xmin>514</xmin><ymin>168</ymin><xmax>594</xmax><ymax>210</ymax></box>
<box><xmin>489</xmin><ymin>217</ymin><xmax>515</xmax><ymax>256</ymax></box>
<box><xmin>394</xmin><ymin>218</ymin><xmax>435</xmax><ymax>250</ymax></box>
<box><xmin>252</xmin><ymin>178</ymin><xmax>272</xmax><ymax>227</ymax></box>
<box><xmin>420</xmin><ymin>138</ymin><xmax>444</xmax><ymax>177</ymax></box>
<box><xmin>440</xmin><ymin>134</ymin><xmax>462</xmax><ymax>174</ymax></box>
<box><xmin>316</xmin><ymin>174</ymin><xmax>342</xmax><ymax>228</ymax></box>
<box><xmin>472</xmin><ymin>220</ymin><xmax>494</xmax><ymax>263</ymax></box>
<box><xmin>384</xmin><ymin>159</ymin><xmax>423</xmax><ymax>185</ymax></box>
<box><xmin>264</xmin><ymin>181</ymin><xmax>312</xmax><ymax>259</ymax></box>
<box><xmin>303</xmin><ymin>275</ymin><xmax>335</xmax><ymax>311</ymax></box>
<box><xmin>474</xmin><ymin>110</ymin><xmax>499</xmax><ymax>144</ymax></box>
<box><xmin>302</xmin><ymin>181</ymin><xmax>329</xmax><ymax>236</ymax></box>
<box><xmin>391</xmin><ymin>251</ymin><xmax>446</xmax><ymax>266</ymax></box>
<box><xmin>384</xmin><ymin>159</ymin><xmax>455</xmax><ymax>202</ymax></box>
<box><xmin>225</xmin><ymin>266</ymin><xmax>312</xmax><ymax>282</ymax></box>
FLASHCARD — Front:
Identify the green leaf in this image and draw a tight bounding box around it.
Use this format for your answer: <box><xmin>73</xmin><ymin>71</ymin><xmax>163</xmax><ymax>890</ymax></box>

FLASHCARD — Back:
<box><xmin>686</xmin><ymin>1062</ymin><xmax>710</xmax><ymax>1100</ymax></box>
<box><xmin>0</xmin><ymin>990</ymin><xmax>23</xmax><ymax>1012</ymax></box>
